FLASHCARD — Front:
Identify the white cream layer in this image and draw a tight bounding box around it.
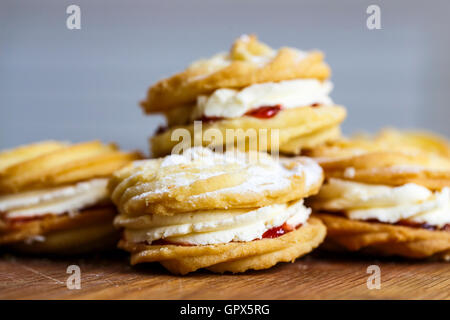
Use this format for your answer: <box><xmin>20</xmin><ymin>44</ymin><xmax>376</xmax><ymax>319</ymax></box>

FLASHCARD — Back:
<box><xmin>192</xmin><ymin>79</ymin><xmax>333</xmax><ymax>119</ymax></box>
<box><xmin>117</xmin><ymin>199</ymin><xmax>311</xmax><ymax>245</ymax></box>
<box><xmin>0</xmin><ymin>179</ymin><xmax>109</xmax><ymax>220</ymax></box>
<box><xmin>316</xmin><ymin>178</ymin><xmax>450</xmax><ymax>228</ymax></box>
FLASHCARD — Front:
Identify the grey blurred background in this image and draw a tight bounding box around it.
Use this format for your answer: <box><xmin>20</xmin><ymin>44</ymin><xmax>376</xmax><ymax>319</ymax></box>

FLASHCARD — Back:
<box><xmin>1</xmin><ymin>0</ymin><xmax>449</xmax><ymax>155</ymax></box>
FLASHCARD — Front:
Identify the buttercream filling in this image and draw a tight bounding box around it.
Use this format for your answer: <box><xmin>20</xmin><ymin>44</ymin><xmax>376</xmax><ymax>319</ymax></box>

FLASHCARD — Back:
<box><xmin>0</xmin><ymin>179</ymin><xmax>109</xmax><ymax>221</ymax></box>
<box><xmin>117</xmin><ymin>199</ymin><xmax>310</xmax><ymax>245</ymax></box>
<box><xmin>314</xmin><ymin>178</ymin><xmax>450</xmax><ymax>229</ymax></box>
<box><xmin>191</xmin><ymin>79</ymin><xmax>334</xmax><ymax>120</ymax></box>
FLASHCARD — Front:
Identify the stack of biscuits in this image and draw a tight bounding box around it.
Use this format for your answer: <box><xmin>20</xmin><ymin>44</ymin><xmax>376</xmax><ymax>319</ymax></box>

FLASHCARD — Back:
<box><xmin>0</xmin><ymin>140</ymin><xmax>140</xmax><ymax>253</ymax></box>
<box><xmin>309</xmin><ymin>129</ymin><xmax>450</xmax><ymax>260</ymax></box>
<box><xmin>110</xmin><ymin>147</ymin><xmax>326</xmax><ymax>274</ymax></box>
<box><xmin>141</xmin><ymin>35</ymin><xmax>346</xmax><ymax>157</ymax></box>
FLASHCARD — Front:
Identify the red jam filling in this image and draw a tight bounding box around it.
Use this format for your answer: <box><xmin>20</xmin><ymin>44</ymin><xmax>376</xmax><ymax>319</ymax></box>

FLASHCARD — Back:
<box><xmin>357</xmin><ymin>217</ymin><xmax>449</xmax><ymax>231</ymax></box>
<box><xmin>155</xmin><ymin>125</ymin><xmax>168</xmax><ymax>135</ymax></box>
<box><xmin>396</xmin><ymin>220</ymin><xmax>450</xmax><ymax>231</ymax></box>
<box><xmin>261</xmin><ymin>222</ymin><xmax>297</xmax><ymax>239</ymax></box>
<box><xmin>148</xmin><ymin>222</ymin><xmax>300</xmax><ymax>246</ymax></box>
<box><xmin>244</xmin><ymin>104</ymin><xmax>282</xmax><ymax>118</ymax></box>
<box><xmin>4</xmin><ymin>213</ymin><xmax>54</xmax><ymax>227</ymax></box>
<box><xmin>151</xmin><ymin>239</ymin><xmax>194</xmax><ymax>246</ymax></box>
<box><xmin>199</xmin><ymin>105</ymin><xmax>282</xmax><ymax>123</ymax></box>
<box><xmin>154</xmin><ymin>103</ymin><xmax>322</xmax><ymax>135</ymax></box>
<box><xmin>198</xmin><ymin>115</ymin><xmax>224</xmax><ymax>123</ymax></box>
<box><xmin>3</xmin><ymin>204</ymin><xmax>108</xmax><ymax>227</ymax></box>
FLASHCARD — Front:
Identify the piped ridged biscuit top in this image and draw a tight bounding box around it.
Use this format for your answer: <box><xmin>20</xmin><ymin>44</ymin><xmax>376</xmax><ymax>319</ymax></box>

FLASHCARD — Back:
<box><xmin>0</xmin><ymin>140</ymin><xmax>142</xmax><ymax>194</ymax></box>
<box><xmin>141</xmin><ymin>35</ymin><xmax>331</xmax><ymax>113</ymax></box>
<box><xmin>308</xmin><ymin>129</ymin><xmax>450</xmax><ymax>190</ymax></box>
<box><xmin>109</xmin><ymin>147</ymin><xmax>323</xmax><ymax>216</ymax></box>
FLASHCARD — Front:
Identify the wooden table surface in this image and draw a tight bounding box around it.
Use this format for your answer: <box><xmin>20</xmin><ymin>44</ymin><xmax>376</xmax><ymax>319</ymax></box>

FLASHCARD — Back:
<box><xmin>0</xmin><ymin>251</ymin><xmax>448</xmax><ymax>300</ymax></box>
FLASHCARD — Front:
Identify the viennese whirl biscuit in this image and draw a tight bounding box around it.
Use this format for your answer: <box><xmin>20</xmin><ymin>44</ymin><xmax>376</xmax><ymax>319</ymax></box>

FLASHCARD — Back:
<box><xmin>142</xmin><ymin>35</ymin><xmax>346</xmax><ymax>157</ymax></box>
<box><xmin>308</xmin><ymin>129</ymin><xmax>450</xmax><ymax>260</ymax></box>
<box><xmin>0</xmin><ymin>140</ymin><xmax>141</xmax><ymax>253</ymax></box>
<box><xmin>110</xmin><ymin>147</ymin><xmax>326</xmax><ymax>274</ymax></box>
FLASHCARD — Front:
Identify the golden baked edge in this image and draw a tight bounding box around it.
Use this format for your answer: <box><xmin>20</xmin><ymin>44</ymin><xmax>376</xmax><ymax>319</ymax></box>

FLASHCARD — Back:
<box><xmin>313</xmin><ymin>213</ymin><xmax>450</xmax><ymax>261</ymax></box>
<box><xmin>119</xmin><ymin>217</ymin><xmax>326</xmax><ymax>275</ymax></box>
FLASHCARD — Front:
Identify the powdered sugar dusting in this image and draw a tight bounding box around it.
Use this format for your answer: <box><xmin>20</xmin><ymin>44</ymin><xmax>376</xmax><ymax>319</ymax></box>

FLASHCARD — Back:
<box><xmin>344</xmin><ymin>167</ymin><xmax>356</xmax><ymax>178</ymax></box>
<box><xmin>136</xmin><ymin>147</ymin><xmax>322</xmax><ymax>198</ymax></box>
<box><xmin>388</xmin><ymin>165</ymin><xmax>427</xmax><ymax>173</ymax></box>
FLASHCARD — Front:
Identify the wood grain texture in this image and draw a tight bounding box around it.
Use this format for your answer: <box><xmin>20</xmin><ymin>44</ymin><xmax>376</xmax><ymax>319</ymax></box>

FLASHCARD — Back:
<box><xmin>0</xmin><ymin>251</ymin><xmax>448</xmax><ymax>300</ymax></box>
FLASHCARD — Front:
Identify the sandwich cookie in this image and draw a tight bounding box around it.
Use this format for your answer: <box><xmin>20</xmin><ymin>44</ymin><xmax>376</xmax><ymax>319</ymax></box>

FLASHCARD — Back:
<box><xmin>309</xmin><ymin>129</ymin><xmax>450</xmax><ymax>260</ymax></box>
<box><xmin>110</xmin><ymin>147</ymin><xmax>326</xmax><ymax>274</ymax></box>
<box><xmin>0</xmin><ymin>140</ymin><xmax>141</xmax><ymax>253</ymax></box>
<box><xmin>142</xmin><ymin>35</ymin><xmax>346</xmax><ymax>157</ymax></box>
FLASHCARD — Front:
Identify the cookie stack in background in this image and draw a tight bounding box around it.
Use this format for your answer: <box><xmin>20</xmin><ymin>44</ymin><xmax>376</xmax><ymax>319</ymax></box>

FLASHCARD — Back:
<box><xmin>0</xmin><ymin>141</ymin><xmax>141</xmax><ymax>253</ymax></box>
<box><xmin>308</xmin><ymin>129</ymin><xmax>450</xmax><ymax>260</ymax></box>
<box><xmin>141</xmin><ymin>35</ymin><xmax>346</xmax><ymax>157</ymax></box>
